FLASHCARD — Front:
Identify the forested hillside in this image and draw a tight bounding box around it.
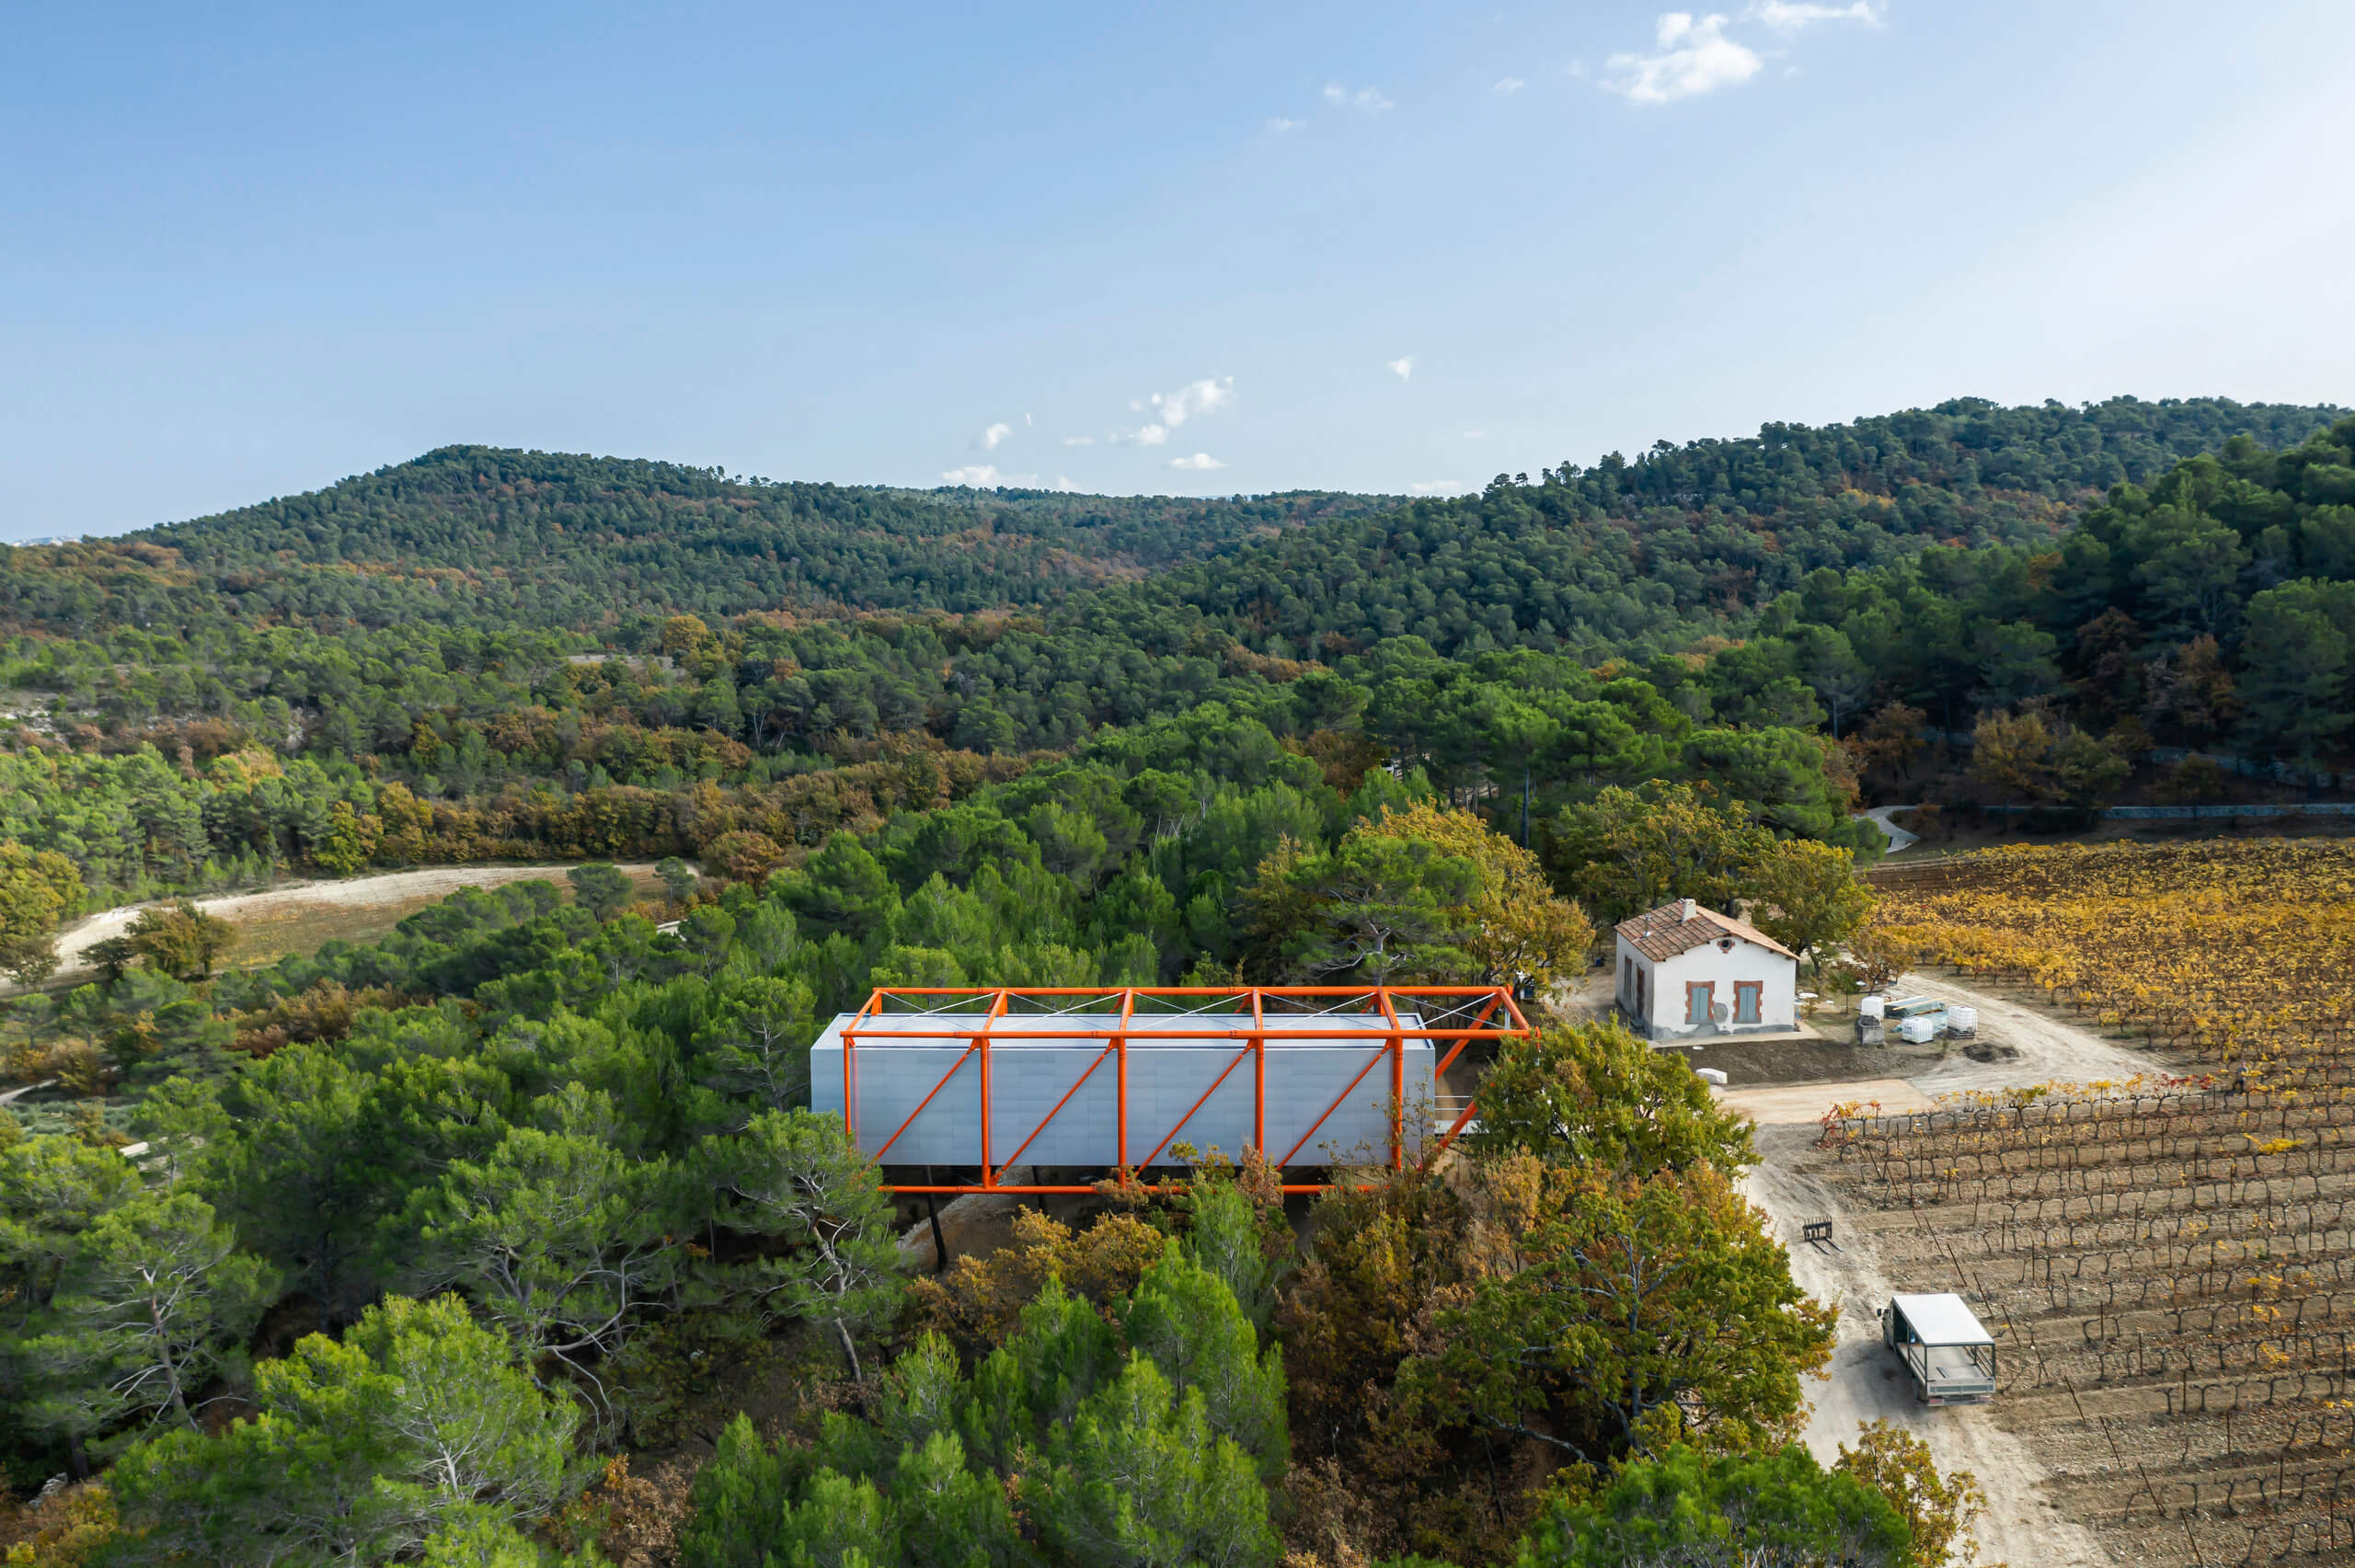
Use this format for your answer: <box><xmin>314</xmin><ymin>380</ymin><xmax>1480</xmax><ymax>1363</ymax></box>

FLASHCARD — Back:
<box><xmin>1078</xmin><ymin>395</ymin><xmax>2348</xmax><ymax>663</ymax></box>
<box><xmin>1671</xmin><ymin>410</ymin><xmax>2355</xmax><ymax>795</ymax></box>
<box><xmin>0</xmin><ymin>450</ymin><xmax>1395</xmax><ymax>634</ymax></box>
<box><xmin>2</xmin><ymin>395</ymin><xmax>2348</xmax><ymax>914</ymax></box>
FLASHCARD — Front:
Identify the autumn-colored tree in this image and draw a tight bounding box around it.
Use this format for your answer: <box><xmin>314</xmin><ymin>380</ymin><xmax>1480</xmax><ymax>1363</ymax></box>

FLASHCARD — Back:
<box><xmin>1268</xmin><ymin>1165</ymin><xmax>1504</xmax><ymax>1560</ymax></box>
<box><xmin>1273</xmin><ymin>1168</ymin><xmax>1476</xmax><ymax>1461</ymax></box>
<box><xmin>0</xmin><ymin>843</ymin><xmax>84</xmax><ymax>945</ymax></box>
<box><xmin>2141</xmin><ymin>632</ymin><xmax>2241</xmax><ymax>745</ymax></box>
<box><xmin>1395</xmin><ymin>1157</ymin><xmax>1834</xmax><ymax>1467</ymax></box>
<box><xmin>373</xmin><ymin>781</ymin><xmax>435</xmax><ymax>864</ymax></box>
<box><xmin>1546</xmin><ymin>782</ymin><xmax>1774</xmax><ymax>926</ymax></box>
<box><xmin>702</xmin><ymin>830</ymin><xmax>786</xmax><ymax>884</ymax></box>
<box><xmin>1747</xmin><ymin>839</ymin><xmax>1875</xmax><ymax>980</ymax></box>
<box><xmin>2072</xmin><ymin>607</ymin><xmax>2143</xmax><ymax>724</ymax></box>
<box><xmin>125</xmin><ymin>902</ymin><xmax>237</xmax><ymax>980</ymax></box>
<box><xmin>1363</xmin><ymin>805</ymin><xmax>1596</xmax><ymax>990</ymax></box>
<box><xmin>907</xmin><ymin>1206</ymin><xmax>1166</xmax><ymax>1359</ymax></box>
<box><xmin>1469</xmin><ymin>1020</ymin><xmax>1754</xmax><ymax>1175</ymax></box>
<box><xmin>310</xmin><ymin>800</ymin><xmax>382</xmax><ymax>876</ymax></box>
<box><xmin>658</xmin><ymin>613</ymin><xmax>713</xmax><ymax>658</ymax></box>
<box><xmin>1849</xmin><ymin>702</ymin><xmax>1926</xmax><ymax>788</ymax></box>
<box><xmin>1968</xmin><ymin>709</ymin><xmax>2052</xmax><ymax>807</ymax></box>
<box><xmin>1844</xmin><ymin>927</ymin><xmax>1918</xmax><ymax>995</ymax></box>
<box><xmin>1832</xmin><ymin>1420</ymin><xmax>1990</xmax><ymax>1568</ymax></box>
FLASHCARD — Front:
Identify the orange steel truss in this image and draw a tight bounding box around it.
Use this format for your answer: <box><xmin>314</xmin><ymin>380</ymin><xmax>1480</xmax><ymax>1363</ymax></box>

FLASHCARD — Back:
<box><xmin>837</xmin><ymin>984</ymin><xmax>1531</xmax><ymax>1195</ymax></box>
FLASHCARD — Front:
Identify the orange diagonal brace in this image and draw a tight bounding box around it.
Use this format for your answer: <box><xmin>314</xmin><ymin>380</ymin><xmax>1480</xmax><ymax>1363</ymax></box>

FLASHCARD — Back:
<box><xmin>1135</xmin><ymin>1042</ymin><xmax>1257</xmax><ymax>1171</ymax></box>
<box><xmin>1430</xmin><ymin>992</ymin><xmax>1502</xmax><ymax>1082</ymax></box>
<box><xmin>1424</xmin><ymin>1097</ymin><xmax>1481</xmax><ymax>1169</ymax></box>
<box><xmin>994</xmin><ymin>1040</ymin><xmax>1119</xmax><ymax>1172</ymax></box>
<box><xmin>869</xmin><ymin>1043</ymin><xmax>980</xmax><ymax>1164</ymax></box>
<box><xmin>1277</xmin><ymin>1040</ymin><xmax>1397</xmax><ymax>1168</ymax></box>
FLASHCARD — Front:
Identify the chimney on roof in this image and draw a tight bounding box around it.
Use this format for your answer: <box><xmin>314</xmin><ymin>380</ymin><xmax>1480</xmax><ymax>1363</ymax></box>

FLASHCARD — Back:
<box><xmin>1680</xmin><ymin>898</ymin><xmax>1696</xmax><ymax>921</ymax></box>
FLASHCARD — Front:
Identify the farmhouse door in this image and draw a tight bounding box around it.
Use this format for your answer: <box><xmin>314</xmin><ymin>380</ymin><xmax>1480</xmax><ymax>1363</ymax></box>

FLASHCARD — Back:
<box><xmin>1685</xmin><ymin>981</ymin><xmax>1714</xmax><ymax>1026</ymax></box>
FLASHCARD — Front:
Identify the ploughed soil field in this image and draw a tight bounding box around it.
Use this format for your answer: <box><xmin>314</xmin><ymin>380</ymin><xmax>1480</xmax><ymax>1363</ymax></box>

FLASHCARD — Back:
<box><xmin>1812</xmin><ymin>1085</ymin><xmax>2355</xmax><ymax>1565</ymax></box>
<box><xmin>1821</xmin><ymin>838</ymin><xmax>2355</xmax><ymax>1565</ymax></box>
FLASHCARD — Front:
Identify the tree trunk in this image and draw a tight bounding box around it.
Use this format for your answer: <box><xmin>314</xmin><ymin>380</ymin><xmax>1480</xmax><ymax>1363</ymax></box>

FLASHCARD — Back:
<box><xmin>835</xmin><ymin>1317</ymin><xmax>863</xmax><ymax>1382</ymax></box>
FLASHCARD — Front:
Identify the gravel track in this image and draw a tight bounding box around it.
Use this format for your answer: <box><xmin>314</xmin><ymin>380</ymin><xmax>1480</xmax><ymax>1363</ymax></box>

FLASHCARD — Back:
<box><xmin>45</xmin><ymin>864</ymin><xmax>655</xmax><ymax>976</ymax></box>
<box><xmin>1731</xmin><ymin>971</ymin><xmax>2178</xmax><ymax>1566</ymax></box>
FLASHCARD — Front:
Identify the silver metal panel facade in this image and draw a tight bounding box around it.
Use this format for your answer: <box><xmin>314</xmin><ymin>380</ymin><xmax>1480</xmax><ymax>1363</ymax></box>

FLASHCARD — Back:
<box><xmin>809</xmin><ymin>1011</ymin><xmax>1433</xmax><ymax>1166</ymax></box>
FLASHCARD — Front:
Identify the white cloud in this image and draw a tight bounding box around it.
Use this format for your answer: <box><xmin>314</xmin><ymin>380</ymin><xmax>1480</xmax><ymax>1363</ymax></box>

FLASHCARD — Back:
<box><xmin>1493</xmin><ymin>76</ymin><xmax>1525</xmax><ymax>96</ymax></box>
<box><xmin>1150</xmin><ymin>375</ymin><xmax>1233</xmax><ymax>428</ymax></box>
<box><xmin>1168</xmin><ymin>452</ymin><xmax>1225</xmax><ymax>471</ymax></box>
<box><xmin>1063</xmin><ymin>435</ymin><xmax>1097</xmax><ymax>447</ymax></box>
<box><xmin>1024</xmin><ymin>412</ymin><xmax>1034</xmax><ymax>428</ymax></box>
<box><xmin>941</xmin><ymin>464</ymin><xmax>1040</xmax><ymax>487</ymax></box>
<box><xmin>1408</xmin><ymin>481</ymin><xmax>1465</xmax><ymax>496</ymax></box>
<box><xmin>1463</xmin><ymin>430</ymin><xmax>1490</xmax><ymax>440</ymax></box>
<box><xmin>979</xmin><ymin>421</ymin><xmax>1013</xmax><ymax>450</ymax></box>
<box><xmin>1751</xmin><ymin>0</ymin><xmax>1878</xmax><ymax>31</ymax></box>
<box><xmin>1322</xmin><ymin>81</ymin><xmax>1395</xmax><ymax>112</ymax></box>
<box><xmin>1387</xmin><ymin>355</ymin><xmax>1416</xmax><ymax>382</ymax></box>
<box><xmin>1113</xmin><ymin>375</ymin><xmax>1232</xmax><ymax>446</ymax></box>
<box><xmin>1268</xmin><ymin>116</ymin><xmax>1305</xmax><ymax>132</ymax></box>
<box><xmin>1604</xmin><ymin>13</ymin><xmax>1762</xmax><ymax>103</ymax></box>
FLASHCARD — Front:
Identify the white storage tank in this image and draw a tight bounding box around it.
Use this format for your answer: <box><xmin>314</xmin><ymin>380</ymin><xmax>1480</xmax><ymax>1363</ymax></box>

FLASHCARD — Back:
<box><xmin>1947</xmin><ymin>1004</ymin><xmax>1978</xmax><ymax>1036</ymax></box>
<box><xmin>1859</xmin><ymin>995</ymin><xmax>1887</xmax><ymax>1021</ymax></box>
<box><xmin>1897</xmin><ymin>1014</ymin><xmax>1938</xmax><ymax>1045</ymax></box>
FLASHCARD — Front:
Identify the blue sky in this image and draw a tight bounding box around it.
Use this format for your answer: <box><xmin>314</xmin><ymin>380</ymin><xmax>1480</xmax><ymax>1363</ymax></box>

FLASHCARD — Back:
<box><xmin>6</xmin><ymin>2</ymin><xmax>2354</xmax><ymax>537</ymax></box>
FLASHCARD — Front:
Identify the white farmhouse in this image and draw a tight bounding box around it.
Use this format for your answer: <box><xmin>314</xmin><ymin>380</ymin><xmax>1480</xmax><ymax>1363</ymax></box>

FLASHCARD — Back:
<box><xmin>1614</xmin><ymin>898</ymin><xmax>1799</xmax><ymax>1040</ymax></box>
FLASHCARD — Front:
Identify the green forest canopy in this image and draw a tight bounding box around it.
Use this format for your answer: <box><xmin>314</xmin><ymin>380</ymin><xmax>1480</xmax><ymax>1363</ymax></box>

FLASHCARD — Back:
<box><xmin>5</xmin><ymin>395</ymin><xmax>2354</xmax><ymax>914</ymax></box>
<box><xmin>8</xmin><ymin>390</ymin><xmax>2337</xmax><ymax>1564</ymax></box>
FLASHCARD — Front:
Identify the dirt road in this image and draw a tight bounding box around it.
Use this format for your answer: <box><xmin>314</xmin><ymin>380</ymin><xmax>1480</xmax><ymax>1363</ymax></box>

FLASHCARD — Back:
<box><xmin>1731</xmin><ymin>972</ymin><xmax>2170</xmax><ymax>1567</ymax></box>
<box><xmin>1856</xmin><ymin>804</ymin><xmax>1923</xmax><ymax>854</ymax></box>
<box><xmin>1715</xmin><ymin>1077</ymin><xmax>1934</xmax><ymax>1124</ymax></box>
<box><xmin>1747</xmin><ymin>1127</ymin><xmax>2108</xmax><ymax>1565</ymax></box>
<box><xmin>1721</xmin><ymin>971</ymin><xmax>2165</xmax><ymax>1127</ymax></box>
<box><xmin>47</xmin><ymin>864</ymin><xmax>656</xmax><ymax>976</ymax></box>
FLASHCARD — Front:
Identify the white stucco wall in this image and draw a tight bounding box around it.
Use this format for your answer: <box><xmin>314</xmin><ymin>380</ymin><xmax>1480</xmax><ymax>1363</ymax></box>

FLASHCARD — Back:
<box><xmin>1614</xmin><ymin>933</ymin><xmax>1797</xmax><ymax>1039</ymax></box>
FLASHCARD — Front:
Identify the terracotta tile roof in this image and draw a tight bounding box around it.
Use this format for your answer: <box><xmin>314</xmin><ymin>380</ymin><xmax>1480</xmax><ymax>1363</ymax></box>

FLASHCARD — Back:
<box><xmin>1614</xmin><ymin>898</ymin><xmax>1798</xmax><ymax>963</ymax></box>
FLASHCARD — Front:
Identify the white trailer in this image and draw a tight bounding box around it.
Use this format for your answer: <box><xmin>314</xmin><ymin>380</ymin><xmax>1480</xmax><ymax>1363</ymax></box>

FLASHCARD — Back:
<box><xmin>1880</xmin><ymin>1293</ymin><xmax>1996</xmax><ymax>1405</ymax></box>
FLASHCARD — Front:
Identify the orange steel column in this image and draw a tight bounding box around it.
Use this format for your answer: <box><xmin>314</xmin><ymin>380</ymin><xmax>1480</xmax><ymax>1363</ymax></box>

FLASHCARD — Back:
<box><xmin>1116</xmin><ymin>988</ymin><xmax>1135</xmax><ymax>1175</ymax></box>
<box><xmin>1250</xmin><ymin>986</ymin><xmax>1266</xmax><ymax>1158</ymax></box>
<box><xmin>1380</xmin><ymin>988</ymin><xmax>1406</xmax><ymax>1170</ymax></box>
<box><xmin>977</xmin><ymin>1028</ymin><xmax>992</xmax><ymax>1188</ymax></box>
<box><xmin>1116</xmin><ymin>1036</ymin><xmax>1129</xmax><ymax>1172</ymax></box>
<box><xmin>978</xmin><ymin>989</ymin><xmax>1009</xmax><ymax>1188</ymax></box>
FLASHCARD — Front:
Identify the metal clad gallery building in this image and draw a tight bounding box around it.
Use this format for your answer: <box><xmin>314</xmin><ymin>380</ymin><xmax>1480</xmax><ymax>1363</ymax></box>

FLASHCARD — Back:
<box><xmin>810</xmin><ymin>985</ymin><xmax>1530</xmax><ymax>1194</ymax></box>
